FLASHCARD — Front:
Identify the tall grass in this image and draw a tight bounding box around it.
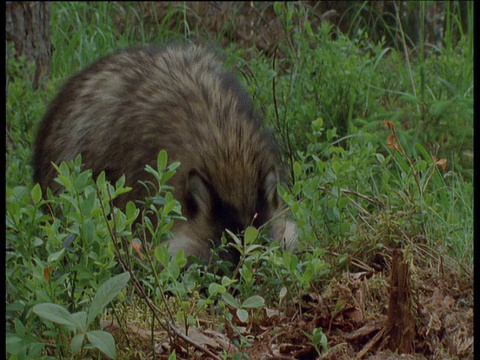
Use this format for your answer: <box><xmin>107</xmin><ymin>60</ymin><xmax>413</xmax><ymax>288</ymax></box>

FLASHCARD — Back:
<box><xmin>50</xmin><ymin>2</ymin><xmax>191</xmax><ymax>77</ymax></box>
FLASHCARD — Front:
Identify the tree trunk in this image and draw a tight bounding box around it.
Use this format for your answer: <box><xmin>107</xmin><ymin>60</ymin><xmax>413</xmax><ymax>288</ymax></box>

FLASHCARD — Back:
<box><xmin>6</xmin><ymin>1</ymin><xmax>52</xmax><ymax>90</ymax></box>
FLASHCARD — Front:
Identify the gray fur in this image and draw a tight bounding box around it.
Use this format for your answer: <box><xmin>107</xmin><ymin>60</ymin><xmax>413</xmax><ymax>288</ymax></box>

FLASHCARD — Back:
<box><xmin>33</xmin><ymin>44</ymin><xmax>297</xmax><ymax>262</ymax></box>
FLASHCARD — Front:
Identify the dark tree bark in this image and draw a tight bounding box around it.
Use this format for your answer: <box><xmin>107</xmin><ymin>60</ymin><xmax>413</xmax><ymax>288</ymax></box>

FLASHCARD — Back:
<box><xmin>6</xmin><ymin>1</ymin><xmax>52</xmax><ymax>90</ymax></box>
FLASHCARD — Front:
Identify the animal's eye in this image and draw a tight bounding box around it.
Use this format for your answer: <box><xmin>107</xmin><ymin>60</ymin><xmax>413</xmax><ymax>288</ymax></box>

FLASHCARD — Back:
<box><xmin>185</xmin><ymin>169</ymin><xmax>212</xmax><ymax>218</ymax></box>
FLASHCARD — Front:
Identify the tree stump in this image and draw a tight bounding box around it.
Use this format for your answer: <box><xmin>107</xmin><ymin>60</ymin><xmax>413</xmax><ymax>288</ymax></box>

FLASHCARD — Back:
<box><xmin>385</xmin><ymin>249</ymin><xmax>417</xmax><ymax>353</ymax></box>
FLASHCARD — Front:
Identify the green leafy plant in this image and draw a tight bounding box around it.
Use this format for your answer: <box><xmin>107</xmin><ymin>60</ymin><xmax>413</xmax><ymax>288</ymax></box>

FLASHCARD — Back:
<box><xmin>6</xmin><ymin>150</ymin><xmax>186</xmax><ymax>358</ymax></box>
<box><xmin>33</xmin><ymin>272</ymin><xmax>130</xmax><ymax>359</ymax></box>
<box><xmin>302</xmin><ymin>327</ymin><xmax>329</xmax><ymax>356</ymax></box>
<box><xmin>221</xmin><ymin>293</ymin><xmax>265</xmax><ymax>325</ymax></box>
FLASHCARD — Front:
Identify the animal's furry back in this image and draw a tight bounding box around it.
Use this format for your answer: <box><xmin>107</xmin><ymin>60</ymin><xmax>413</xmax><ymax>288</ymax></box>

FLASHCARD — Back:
<box><xmin>33</xmin><ymin>44</ymin><xmax>296</xmax><ymax>261</ymax></box>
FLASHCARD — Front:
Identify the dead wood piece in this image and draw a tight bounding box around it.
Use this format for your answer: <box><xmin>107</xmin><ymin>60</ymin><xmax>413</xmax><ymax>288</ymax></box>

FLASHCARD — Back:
<box><xmin>344</xmin><ymin>318</ymin><xmax>384</xmax><ymax>342</ymax></box>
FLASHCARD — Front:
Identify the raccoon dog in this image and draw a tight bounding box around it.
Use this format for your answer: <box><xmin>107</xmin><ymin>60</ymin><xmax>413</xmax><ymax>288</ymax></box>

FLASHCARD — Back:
<box><xmin>33</xmin><ymin>44</ymin><xmax>297</xmax><ymax>263</ymax></box>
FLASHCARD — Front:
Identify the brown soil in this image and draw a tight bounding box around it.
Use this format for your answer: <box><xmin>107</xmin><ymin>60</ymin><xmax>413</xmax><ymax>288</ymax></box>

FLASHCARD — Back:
<box><xmin>104</xmin><ymin>245</ymin><xmax>473</xmax><ymax>359</ymax></box>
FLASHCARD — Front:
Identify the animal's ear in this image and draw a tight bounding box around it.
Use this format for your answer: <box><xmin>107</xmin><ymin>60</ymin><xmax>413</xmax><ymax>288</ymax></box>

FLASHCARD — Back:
<box><xmin>185</xmin><ymin>169</ymin><xmax>212</xmax><ymax>218</ymax></box>
<box><xmin>263</xmin><ymin>168</ymin><xmax>280</xmax><ymax>210</ymax></box>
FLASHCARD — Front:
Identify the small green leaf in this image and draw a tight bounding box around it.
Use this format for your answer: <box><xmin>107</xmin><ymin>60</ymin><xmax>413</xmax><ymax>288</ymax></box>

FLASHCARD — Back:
<box><xmin>163</xmin><ymin>199</ymin><xmax>177</xmax><ymax>216</ymax></box>
<box><xmin>273</xmin><ymin>1</ymin><xmax>283</xmax><ymax>16</ymax></box>
<box><xmin>376</xmin><ymin>153</ymin><xmax>385</xmax><ymax>164</ymax></box>
<box><xmin>208</xmin><ymin>283</ymin><xmax>226</xmax><ymax>296</ymax></box>
<box><xmin>331</xmin><ymin>161</ymin><xmax>342</xmax><ymax>174</ymax></box>
<box><xmin>168</xmin><ymin>161</ymin><xmax>181</xmax><ymax>171</ymax></box>
<box><xmin>47</xmin><ymin>248</ymin><xmax>66</xmax><ymax>263</ymax></box>
<box><xmin>243</xmin><ymin>226</ymin><xmax>258</xmax><ymax>245</ymax></box>
<box><xmin>222</xmin><ymin>293</ymin><xmax>240</xmax><ymax>309</ymax></box>
<box><xmin>115</xmin><ymin>175</ymin><xmax>126</xmax><ymax>189</ymax></box>
<box><xmin>96</xmin><ymin>171</ymin><xmax>106</xmax><ymax>189</ymax></box>
<box><xmin>302</xmin><ymin>267</ymin><xmax>314</xmax><ymax>284</ymax></box>
<box><xmin>225</xmin><ymin>229</ymin><xmax>242</xmax><ymax>248</ymax></box>
<box><xmin>71</xmin><ymin>311</ymin><xmax>87</xmax><ymax>331</ymax></box>
<box><xmin>114</xmin><ymin>186</ymin><xmax>132</xmax><ymax>197</ymax></box>
<box><xmin>33</xmin><ymin>237</ymin><xmax>44</xmax><ymax>247</ymax></box>
<box><xmin>6</xmin><ymin>333</ymin><xmax>23</xmax><ymax>355</ymax></box>
<box><xmin>33</xmin><ymin>303</ymin><xmax>77</xmax><ymax>329</ymax></box>
<box><xmin>221</xmin><ymin>276</ymin><xmax>236</xmax><ymax>287</ymax></box>
<box><xmin>236</xmin><ymin>308</ymin><xmax>249</xmax><ymax>323</ymax></box>
<box><xmin>312</xmin><ymin>327</ymin><xmax>328</xmax><ymax>351</ymax></box>
<box><xmin>71</xmin><ymin>333</ymin><xmax>85</xmax><ymax>355</ymax></box>
<box><xmin>155</xmin><ymin>245</ymin><xmax>170</xmax><ymax>266</ymax></box>
<box><xmin>125</xmin><ymin>201</ymin><xmax>138</xmax><ymax>222</ymax></box>
<box><xmin>87</xmin><ymin>272</ymin><xmax>130</xmax><ymax>327</ymax></box>
<box><xmin>161</xmin><ymin>170</ymin><xmax>177</xmax><ymax>185</ymax></box>
<box><xmin>31</xmin><ymin>183</ymin><xmax>42</xmax><ymax>204</ymax></box>
<box><xmin>160</xmin><ymin>221</ymin><xmax>174</xmax><ymax>235</ymax></box>
<box><xmin>63</xmin><ymin>233</ymin><xmax>77</xmax><ymax>249</ymax></box>
<box><xmin>167</xmin><ymin>261</ymin><xmax>180</xmax><ymax>280</ymax></box>
<box><xmin>173</xmin><ymin>249</ymin><xmax>187</xmax><ymax>268</ymax></box>
<box><xmin>414</xmin><ymin>143</ymin><xmax>432</xmax><ymax>160</ymax></box>
<box><xmin>312</xmin><ymin>117</ymin><xmax>324</xmax><ymax>132</ymax></box>
<box><xmin>157</xmin><ymin>150</ymin><xmax>168</xmax><ymax>171</ymax></box>
<box><xmin>196</xmin><ymin>298</ymin><xmax>213</xmax><ymax>312</ymax></box>
<box><xmin>83</xmin><ymin>219</ymin><xmax>95</xmax><ymax>242</ymax></box>
<box><xmin>293</xmin><ymin>161</ymin><xmax>302</xmax><ymax>177</ymax></box>
<box><xmin>241</xmin><ymin>295</ymin><xmax>265</xmax><ymax>309</ymax></box>
<box><xmin>86</xmin><ymin>330</ymin><xmax>116</xmax><ymax>359</ymax></box>
<box><xmin>286</xmin><ymin>2</ymin><xmax>294</xmax><ymax>14</ymax></box>
<box><xmin>187</xmin><ymin>315</ymin><xmax>196</xmax><ymax>326</ymax></box>
<box><xmin>57</xmin><ymin>175</ymin><xmax>72</xmax><ymax>188</ymax></box>
<box><xmin>75</xmin><ymin>170</ymin><xmax>92</xmax><ymax>190</ymax></box>
<box><xmin>14</xmin><ymin>318</ymin><xmax>26</xmax><ymax>337</ymax></box>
